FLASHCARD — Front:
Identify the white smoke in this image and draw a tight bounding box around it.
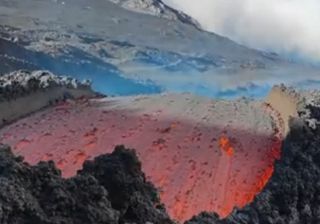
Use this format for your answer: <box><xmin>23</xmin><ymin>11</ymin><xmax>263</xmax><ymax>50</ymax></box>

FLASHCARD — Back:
<box><xmin>164</xmin><ymin>0</ymin><xmax>320</xmax><ymax>62</ymax></box>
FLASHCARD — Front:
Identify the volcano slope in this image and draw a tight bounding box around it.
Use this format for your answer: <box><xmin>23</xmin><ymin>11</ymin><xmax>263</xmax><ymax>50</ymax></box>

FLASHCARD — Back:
<box><xmin>0</xmin><ymin>85</ymin><xmax>283</xmax><ymax>222</ymax></box>
<box><xmin>2</xmin><ymin>0</ymin><xmax>320</xmax><ymax>99</ymax></box>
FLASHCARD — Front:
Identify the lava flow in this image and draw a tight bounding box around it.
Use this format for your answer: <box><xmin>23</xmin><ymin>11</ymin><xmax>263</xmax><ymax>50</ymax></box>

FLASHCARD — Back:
<box><xmin>0</xmin><ymin>94</ymin><xmax>283</xmax><ymax>222</ymax></box>
<box><xmin>218</xmin><ymin>135</ymin><xmax>235</xmax><ymax>157</ymax></box>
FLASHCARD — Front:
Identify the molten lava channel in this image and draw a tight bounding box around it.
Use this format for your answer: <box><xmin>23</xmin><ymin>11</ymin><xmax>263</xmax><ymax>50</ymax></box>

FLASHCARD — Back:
<box><xmin>0</xmin><ymin>94</ymin><xmax>283</xmax><ymax>222</ymax></box>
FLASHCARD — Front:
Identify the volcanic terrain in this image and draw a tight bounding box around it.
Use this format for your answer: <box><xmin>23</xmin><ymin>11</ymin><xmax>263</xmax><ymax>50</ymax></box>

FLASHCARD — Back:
<box><xmin>0</xmin><ymin>71</ymin><xmax>287</xmax><ymax>222</ymax></box>
<box><xmin>1</xmin><ymin>1</ymin><xmax>320</xmax><ymax>223</ymax></box>
<box><xmin>1</xmin><ymin>70</ymin><xmax>320</xmax><ymax>224</ymax></box>
<box><xmin>1</xmin><ymin>0</ymin><xmax>320</xmax><ymax>98</ymax></box>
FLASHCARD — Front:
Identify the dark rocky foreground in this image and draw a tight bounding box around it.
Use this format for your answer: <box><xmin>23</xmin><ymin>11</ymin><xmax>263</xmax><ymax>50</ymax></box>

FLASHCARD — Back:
<box><xmin>0</xmin><ymin>145</ymin><xmax>173</xmax><ymax>224</ymax></box>
<box><xmin>187</xmin><ymin>105</ymin><xmax>320</xmax><ymax>224</ymax></box>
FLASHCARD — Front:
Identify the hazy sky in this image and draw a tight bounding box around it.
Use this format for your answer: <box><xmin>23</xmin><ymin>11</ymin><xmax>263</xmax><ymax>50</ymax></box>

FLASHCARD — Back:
<box><xmin>164</xmin><ymin>0</ymin><xmax>320</xmax><ymax>63</ymax></box>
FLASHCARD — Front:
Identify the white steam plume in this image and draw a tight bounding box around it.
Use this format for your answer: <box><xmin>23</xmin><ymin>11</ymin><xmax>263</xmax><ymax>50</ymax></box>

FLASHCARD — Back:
<box><xmin>164</xmin><ymin>0</ymin><xmax>320</xmax><ymax>62</ymax></box>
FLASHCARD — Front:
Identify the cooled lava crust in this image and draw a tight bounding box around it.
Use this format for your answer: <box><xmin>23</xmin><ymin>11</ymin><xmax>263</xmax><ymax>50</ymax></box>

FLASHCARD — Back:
<box><xmin>0</xmin><ymin>94</ymin><xmax>283</xmax><ymax>222</ymax></box>
<box><xmin>0</xmin><ymin>144</ymin><xmax>173</xmax><ymax>224</ymax></box>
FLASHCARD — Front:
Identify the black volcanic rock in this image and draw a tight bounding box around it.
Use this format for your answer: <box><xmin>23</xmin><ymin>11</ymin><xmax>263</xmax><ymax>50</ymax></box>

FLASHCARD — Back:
<box><xmin>185</xmin><ymin>212</ymin><xmax>220</xmax><ymax>224</ymax></box>
<box><xmin>186</xmin><ymin>108</ymin><xmax>320</xmax><ymax>224</ymax></box>
<box><xmin>79</xmin><ymin>145</ymin><xmax>173</xmax><ymax>224</ymax></box>
<box><xmin>0</xmin><ymin>145</ymin><xmax>172</xmax><ymax>224</ymax></box>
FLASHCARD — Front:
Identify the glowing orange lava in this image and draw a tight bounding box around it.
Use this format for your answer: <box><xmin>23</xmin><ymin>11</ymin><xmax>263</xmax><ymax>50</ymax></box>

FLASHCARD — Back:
<box><xmin>0</xmin><ymin>99</ymin><xmax>283</xmax><ymax>222</ymax></box>
<box><xmin>218</xmin><ymin>135</ymin><xmax>235</xmax><ymax>157</ymax></box>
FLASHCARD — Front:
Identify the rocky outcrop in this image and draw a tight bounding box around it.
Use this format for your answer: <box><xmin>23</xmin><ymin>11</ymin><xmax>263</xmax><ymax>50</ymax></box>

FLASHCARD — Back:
<box><xmin>107</xmin><ymin>0</ymin><xmax>201</xmax><ymax>29</ymax></box>
<box><xmin>0</xmin><ymin>145</ymin><xmax>173</xmax><ymax>224</ymax></box>
<box><xmin>0</xmin><ymin>70</ymin><xmax>95</xmax><ymax>127</ymax></box>
<box><xmin>79</xmin><ymin>145</ymin><xmax>173</xmax><ymax>224</ymax></box>
<box><xmin>0</xmin><ymin>70</ymin><xmax>91</xmax><ymax>100</ymax></box>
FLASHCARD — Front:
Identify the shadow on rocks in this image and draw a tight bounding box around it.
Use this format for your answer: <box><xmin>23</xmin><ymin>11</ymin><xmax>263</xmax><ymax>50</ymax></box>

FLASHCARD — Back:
<box><xmin>0</xmin><ymin>144</ymin><xmax>173</xmax><ymax>224</ymax></box>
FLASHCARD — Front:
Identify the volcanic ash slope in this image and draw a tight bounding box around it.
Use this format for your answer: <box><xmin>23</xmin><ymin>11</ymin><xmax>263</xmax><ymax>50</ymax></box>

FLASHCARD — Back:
<box><xmin>0</xmin><ymin>92</ymin><xmax>283</xmax><ymax>222</ymax></box>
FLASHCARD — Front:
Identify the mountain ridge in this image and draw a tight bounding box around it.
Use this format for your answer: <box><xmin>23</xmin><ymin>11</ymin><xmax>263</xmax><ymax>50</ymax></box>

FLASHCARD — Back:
<box><xmin>0</xmin><ymin>0</ymin><xmax>319</xmax><ymax>98</ymax></box>
<box><xmin>107</xmin><ymin>0</ymin><xmax>202</xmax><ymax>29</ymax></box>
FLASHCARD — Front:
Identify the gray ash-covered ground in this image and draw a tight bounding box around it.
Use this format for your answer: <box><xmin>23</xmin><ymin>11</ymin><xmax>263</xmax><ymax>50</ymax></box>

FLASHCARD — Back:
<box><xmin>2</xmin><ymin>0</ymin><xmax>320</xmax><ymax>99</ymax></box>
<box><xmin>0</xmin><ymin>145</ymin><xmax>172</xmax><ymax>224</ymax></box>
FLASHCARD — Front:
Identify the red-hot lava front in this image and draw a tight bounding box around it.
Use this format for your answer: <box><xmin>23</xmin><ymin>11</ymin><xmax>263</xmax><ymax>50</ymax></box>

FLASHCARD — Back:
<box><xmin>0</xmin><ymin>99</ymin><xmax>283</xmax><ymax>222</ymax></box>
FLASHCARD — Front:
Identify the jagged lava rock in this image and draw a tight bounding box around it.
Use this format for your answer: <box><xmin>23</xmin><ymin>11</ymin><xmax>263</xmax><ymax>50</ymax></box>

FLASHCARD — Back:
<box><xmin>0</xmin><ymin>144</ymin><xmax>172</xmax><ymax>224</ymax></box>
